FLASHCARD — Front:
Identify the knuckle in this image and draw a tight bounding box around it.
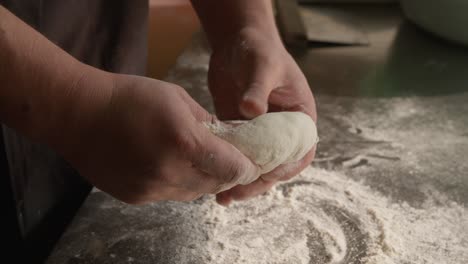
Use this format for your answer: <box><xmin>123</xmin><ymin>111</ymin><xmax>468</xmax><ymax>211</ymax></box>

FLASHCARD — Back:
<box><xmin>224</xmin><ymin>162</ymin><xmax>246</xmax><ymax>184</ymax></box>
<box><xmin>173</xmin><ymin>129</ymin><xmax>197</xmax><ymax>155</ymax></box>
<box><xmin>210</xmin><ymin>183</ymin><xmax>227</xmax><ymax>194</ymax></box>
<box><xmin>171</xmin><ymin>84</ymin><xmax>186</xmax><ymax>94</ymax></box>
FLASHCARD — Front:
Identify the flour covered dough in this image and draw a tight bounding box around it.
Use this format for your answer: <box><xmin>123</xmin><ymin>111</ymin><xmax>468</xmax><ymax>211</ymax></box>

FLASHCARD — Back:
<box><xmin>206</xmin><ymin>112</ymin><xmax>318</xmax><ymax>174</ymax></box>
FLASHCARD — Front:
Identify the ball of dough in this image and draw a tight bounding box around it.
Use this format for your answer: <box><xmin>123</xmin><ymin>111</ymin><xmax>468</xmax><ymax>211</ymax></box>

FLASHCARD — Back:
<box><xmin>206</xmin><ymin>112</ymin><xmax>318</xmax><ymax>174</ymax></box>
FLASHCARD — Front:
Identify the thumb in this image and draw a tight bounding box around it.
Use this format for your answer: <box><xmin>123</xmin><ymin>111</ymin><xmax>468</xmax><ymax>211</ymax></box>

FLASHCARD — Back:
<box><xmin>239</xmin><ymin>66</ymin><xmax>278</xmax><ymax>119</ymax></box>
<box><xmin>175</xmin><ymin>88</ymin><xmax>261</xmax><ymax>187</ymax></box>
<box><xmin>191</xmin><ymin>124</ymin><xmax>261</xmax><ymax>189</ymax></box>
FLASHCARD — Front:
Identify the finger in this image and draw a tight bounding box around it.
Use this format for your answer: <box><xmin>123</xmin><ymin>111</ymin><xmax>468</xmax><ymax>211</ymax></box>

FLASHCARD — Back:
<box><xmin>268</xmin><ymin>84</ymin><xmax>317</xmax><ymax>122</ymax></box>
<box><xmin>216</xmin><ymin>191</ymin><xmax>233</xmax><ymax>206</ymax></box>
<box><xmin>217</xmin><ymin>177</ymin><xmax>277</xmax><ymax>204</ymax></box>
<box><xmin>189</xmin><ymin>124</ymin><xmax>261</xmax><ymax>187</ymax></box>
<box><xmin>240</xmin><ymin>63</ymin><xmax>280</xmax><ymax>119</ymax></box>
<box><xmin>261</xmin><ymin>146</ymin><xmax>316</xmax><ymax>182</ymax></box>
<box><xmin>172</xmin><ymin>85</ymin><xmax>261</xmax><ymax>189</ymax></box>
<box><xmin>175</xmin><ymin>86</ymin><xmax>214</xmax><ymax>122</ymax></box>
<box><xmin>158</xmin><ymin>163</ymin><xmax>233</xmax><ymax>194</ymax></box>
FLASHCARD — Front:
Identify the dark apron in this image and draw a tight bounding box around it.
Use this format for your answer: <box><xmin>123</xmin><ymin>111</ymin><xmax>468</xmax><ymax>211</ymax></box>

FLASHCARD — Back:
<box><xmin>0</xmin><ymin>0</ymin><xmax>148</xmax><ymax>262</ymax></box>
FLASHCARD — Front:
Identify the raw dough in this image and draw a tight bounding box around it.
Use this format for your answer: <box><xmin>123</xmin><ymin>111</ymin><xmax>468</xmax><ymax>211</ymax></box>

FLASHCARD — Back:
<box><xmin>206</xmin><ymin>112</ymin><xmax>318</xmax><ymax>174</ymax></box>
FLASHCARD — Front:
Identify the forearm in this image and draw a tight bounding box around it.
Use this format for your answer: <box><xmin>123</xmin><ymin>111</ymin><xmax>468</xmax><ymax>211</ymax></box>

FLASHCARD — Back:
<box><xmin>0</xmin><ymin>6</ymin><xmax>110</xmax><ymax>146</ymax></box>
<box><xmin>190</xmin><ymin>0</ymin><xmax>281</xmax><ymax>48</ymax></box>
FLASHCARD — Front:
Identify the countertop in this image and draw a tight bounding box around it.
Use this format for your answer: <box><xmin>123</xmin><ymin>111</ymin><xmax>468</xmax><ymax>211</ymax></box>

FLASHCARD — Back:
<box><xmin>47</xmin><ymin>5</ymin><xmax>468</xmax><ymax>264</ymax></box>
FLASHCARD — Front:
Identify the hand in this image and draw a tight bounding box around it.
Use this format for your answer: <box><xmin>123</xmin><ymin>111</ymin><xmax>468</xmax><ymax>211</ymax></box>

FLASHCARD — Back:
<box><xmin>208</xmin><ymin>28</ymin><xmax>317</xmax><ymax>205</ymax></box>
<box><xmin>55</xmin><ymin>72</ymin><xmax>260</xmax><ymax>204</ymax></box>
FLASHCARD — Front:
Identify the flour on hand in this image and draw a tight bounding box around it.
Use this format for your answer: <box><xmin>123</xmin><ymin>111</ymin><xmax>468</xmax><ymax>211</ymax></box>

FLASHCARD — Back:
<box><xmin>206</xmin><ymin>112</ymin><xmax>318</xmax><ymax>175</ymax></box>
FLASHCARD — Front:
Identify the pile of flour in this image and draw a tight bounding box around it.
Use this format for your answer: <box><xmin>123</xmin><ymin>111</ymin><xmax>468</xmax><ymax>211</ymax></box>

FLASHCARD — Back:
<box><xmin>195</xmin><ymin>166</ymin><xmax>468</xmax><ymax>263</ymax></box>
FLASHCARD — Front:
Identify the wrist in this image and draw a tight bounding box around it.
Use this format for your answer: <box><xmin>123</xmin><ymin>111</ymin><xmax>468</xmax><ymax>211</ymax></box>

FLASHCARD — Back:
<box><xmin>211</xmin><ymin>25</ymin><xmax>283</xmax><ymax>53</ymax></box>
<box><xmin>192</xmin><ymin>0</ymin><xmax>282</xmax><ymax>50</ymax></box>
<box><xmin>44</xmin><ymin>65</ymin><xmax>114</xmax><ymax>156</ymax></box>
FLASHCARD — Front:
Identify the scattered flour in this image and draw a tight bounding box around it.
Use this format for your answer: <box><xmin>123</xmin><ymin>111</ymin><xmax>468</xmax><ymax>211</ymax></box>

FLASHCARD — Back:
<box><xmin>48</xmin><ymin>166</ymin><xmax>468</xmax><ymax>264</ymax></box>
<box><xmin>196</xmin><ymin>166</ymin><xmax>468</xmax><ymax>264</ymax></box>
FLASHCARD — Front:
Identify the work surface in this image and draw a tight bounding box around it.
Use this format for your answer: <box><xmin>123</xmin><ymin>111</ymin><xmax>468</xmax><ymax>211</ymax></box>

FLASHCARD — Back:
<box><xmin>47</xmin><ymin>5</ymin><xmax>468</xmax><ymax>264</ymax></box>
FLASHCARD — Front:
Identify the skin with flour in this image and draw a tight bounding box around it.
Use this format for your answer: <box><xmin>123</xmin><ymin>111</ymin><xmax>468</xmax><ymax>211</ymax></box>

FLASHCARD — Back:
<box><xmin>206</xmin><ymin>112</ymin><xmax>318</xmax><ymax>184</ymax></box>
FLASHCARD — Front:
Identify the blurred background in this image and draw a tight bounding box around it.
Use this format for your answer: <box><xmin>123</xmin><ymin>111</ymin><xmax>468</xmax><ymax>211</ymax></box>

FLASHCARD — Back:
<box><xmin>147</xmin><ymin>0</ymin><xmax>200</xmax><ymax>79</ymax></box>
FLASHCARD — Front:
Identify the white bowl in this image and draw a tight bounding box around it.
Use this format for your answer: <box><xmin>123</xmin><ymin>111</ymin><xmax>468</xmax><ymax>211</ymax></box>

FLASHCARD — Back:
<box><xmin>401</xmin><ymin>0</ymin><xmax>468</xmax><ymax>46</ymax></box>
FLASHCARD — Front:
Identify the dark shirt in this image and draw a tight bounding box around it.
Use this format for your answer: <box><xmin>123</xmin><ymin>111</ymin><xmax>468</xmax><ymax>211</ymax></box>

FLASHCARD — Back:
<box><xmin>0</xmin><ymin>0</ymin><xmax>148</xmax><ymax>262</ymax></box>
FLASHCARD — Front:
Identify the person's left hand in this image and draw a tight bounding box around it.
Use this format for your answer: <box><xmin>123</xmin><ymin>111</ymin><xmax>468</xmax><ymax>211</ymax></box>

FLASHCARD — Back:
<box><xmin>207</xmin><ymin>28</ymin><xmax>317</xmax><ymax>205</ymax></box>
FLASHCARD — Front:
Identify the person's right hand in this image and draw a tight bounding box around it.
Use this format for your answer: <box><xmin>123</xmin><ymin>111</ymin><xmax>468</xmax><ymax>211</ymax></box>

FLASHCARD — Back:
<box><xmin>55</xmin><ymin>71</ymin><xmax>260</xmax><ymax>204</ymax></box>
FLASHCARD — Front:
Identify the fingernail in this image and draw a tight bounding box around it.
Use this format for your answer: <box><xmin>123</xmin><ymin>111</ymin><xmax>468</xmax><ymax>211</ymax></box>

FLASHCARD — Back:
<box><xmin>239</xmin><ymin>163</ymin><xmax>261</xmax><ymax>185</ymax></box>
<box><xmin>240</xmin><ymin>93</ymin><xmax>267</xmax><ymax>119</ymax></box>
<box><xmin>240</xmin><ymin>103</ymin><xmax>265</xmax><ymax>120</ymax></box>
<box><xmin>216</xmin><ymin>193</ymin><xmax>232</xmax><ymax>207</ymax></box>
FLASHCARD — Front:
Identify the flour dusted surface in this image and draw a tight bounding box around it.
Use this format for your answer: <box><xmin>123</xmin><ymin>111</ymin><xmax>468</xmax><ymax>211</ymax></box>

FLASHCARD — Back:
<box><xmin>48</xmin><ymin>167</ymin><xmax>468</xmax><ymax>264</ymax></box>
<box><xmin>46</xmin><ymin>33</ymin><xmax>468</xmax><ymax>264</ymax></box>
